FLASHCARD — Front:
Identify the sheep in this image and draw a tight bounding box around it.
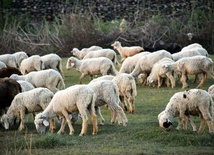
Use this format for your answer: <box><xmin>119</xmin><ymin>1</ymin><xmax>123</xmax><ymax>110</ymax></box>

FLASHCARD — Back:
<box><xmin>66</xmin><ymin>57</ymin><xmax>118</xmax><ymax>84</ymax></box>
<box><xmin>111</xmin><ymin>41</ymin><xmax>144</xmax><ymax>63</ymax></box>
<box><xmin>0</xmin><ymin>54</ymin><xmax>17</xmax><ymax>68</ymax></box>
<box><xmin>172</xmin><ymin>49</ymin><xmax>201</xmax><ymax>61</ymax></box>
<box><xmin>13</xmin><ymin>51</ymin><xmax>29</xmax><ymax>68</ymax></box>
<box><xmin>160</xmin><ymin>55</ymin><xmax>214</xmax><ymax>89</ymax></box>
<box><xmin>147</xmin><ymin>58</ymin><xmax>175</xmax><ymax>88</ymax></box>
<box><xmin>10</xmin><ymin>69</ymin><xmax>65</xmax><ymax>93</ymax></box>
<box><xmin>17</xmin><ymin>80</ymin><xmax>35</xmax><ymax>92</ymax></box>
<box><xmin>1</xmin><ymin>88</ymin><xmax>55</xmax><ymax>131</ymax></box>
<box><xmin>0</xmin><ymin>61</ymin><xmax>7</xmax><ymax>69</ymax></box>
<box><xmin>88</xmin><ymin>80</ymin><xmax>127</xmax><ymax>126</ymax></box>
<box><xmin>71</xmin><ymin>46</ymin><xmax>102</xmax><ymax>59</ymax></box>
<box><xmin>41</xmin><ymin>53</ymin><xmax>64</xmax><ymax>77</ymax></box>
<box><xmin>0</xmin><ymin>66</ymin><xmax>22</xmax><ymax>78</ymax></box>
<box><xmin>131</xmin><ymin>50</ymin><xmax>172</xmax><ymax>83</ymax></box>
<box><xmin>208</xmin><ymin>84</ymin><xmax>214</xmax><ymax>98</ymax></box>
<box><xmin>158</xmin><ymin>89</ymin><xmax>214</xmax><ymax>133</ymax></box>
<box><xmin>83</xmin><ymin>49</ymin><xmax>119</xmax><ymax>65</ymax></box>
<box><xmin>181</xmin><ymin>43</ymin><xmax>202</xmax><ymax>51</ymax></box>
<box><xmin>119</xmin><ymin>52</ymin><xmax>151</xmax><ymax>73</ymax></box>
<box><xmin>34</xmin><ymin>85</ymin><xmax>98</xmax><ymax>136</ymax></box>
<box><xmin>0</xmin><ymin>77</ymin><xmax>22</xmax><ymax>110</ymax></box>
<box><xmin>20</xmin><ymin>55</ymin><xmax>44</xmax><ymax>75</ymax></box>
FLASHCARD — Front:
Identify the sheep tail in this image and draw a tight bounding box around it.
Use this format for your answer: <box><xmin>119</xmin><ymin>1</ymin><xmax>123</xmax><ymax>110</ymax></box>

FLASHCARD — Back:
<box><xmin>57</xmin><ymin>60</ymin><xmax>64</xmax><ymax>78</ymax></box>
<box><xmin>111</xmin><ymin>65</ymin><xmax>119</xmax><ymax>76</ymax></box>
<box><xmin>129</xmin><ymin>75</ymin><xmax>137</xmax><ymax>96</ymax></box>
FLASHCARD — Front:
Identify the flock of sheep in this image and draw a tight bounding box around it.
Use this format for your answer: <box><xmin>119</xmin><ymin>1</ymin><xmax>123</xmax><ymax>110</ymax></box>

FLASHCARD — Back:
<box><xmin>0</xmin><ymin>41</ymin><xmax>214</xmax><ymax>136</ymax></box>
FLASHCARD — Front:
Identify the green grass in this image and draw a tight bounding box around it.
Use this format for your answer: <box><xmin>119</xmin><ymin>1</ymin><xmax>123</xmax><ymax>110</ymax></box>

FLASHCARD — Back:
<box><xmin>0</xmin><ymin>56</ymin><xmax>214</xmax><ymax>155</ymax></box>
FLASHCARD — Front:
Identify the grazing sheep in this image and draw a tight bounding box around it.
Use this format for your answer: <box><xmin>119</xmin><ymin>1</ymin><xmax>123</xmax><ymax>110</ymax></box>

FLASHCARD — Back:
<box><xmin>0</xmin><ymin>77</ymin><xmax>22</xmax><ymax>112</ymax></box>
<box><xmin>0</xmin><ymin>66</ymin><xmax>22</xmax><ymax>78</ymax></box>
<box><xmin>131</xmin><ymin>50</ymin><xmax>172</xmax><ymax>83</ymax></box>
<box><xmin>119</xmin><ymin>52</ymin><xmax>151</xmax><ymax>73</ymax></box>
<box><xmin>88</xmin><ymin>80</ymin><xmax>128</xmax><ymax>126</ymax></box>
<box><xmin>111</xmin><ymin>41</ymin><xmax>144</xmax><ymax>63</ymax></box>
<box><xmin>20</xmin><ymin>55</ymin><xmax>44</xmax><ymax>75</ymax></box>
<box><xmin>161</xmin><ymin>55</ymin><xmax>214</xmax><ymax>89</ymax></box>
<box><xmin>41</xmin><ymin>53</ymin><xmax>64</xmax><ymax>77</ymax></box>
<box><xmin>147</xmin><ymin>58</ymin><xmax>175</xmax><ymax>88</ymax></box>
<box><xmin>34</xmin><ymin>85</ymin><xmax>98</xmax><ymax>136</ymax></box>
<box><xmin>10</xmin><ymin>69</ymin><xmax>65</xmax><ymax>93</ymax></box>
<box><xmin>0</xmin><ymin>54</ymin><xmax>17</xmax><ymax>68</ymax></box>
<box><xmin>208</xmin><ymin>84</ymin><xmax>214</xmax><ymax>98</ymax></box>
<box><xmin>1</xmin><ymin>88</ymin><xmax>54</xmax><ymax>131</ymax></box>
<box><xmin>83</xmin><ymin>49</ymin><xmax>119</xmax><ymax>65</ymax></box>
<box><xmin>158</xmin><ymin>89</ymin><xmax>214</xmax><ymax>133</ymax></box>
<box><xmin>172</xmin><ymin>49</ymin><xmax>201</xmax><ymax>61</ymax></box>
<box><xmin>0</xmin><ymin>61</ymin><xmax>7</xmax><ymax>69</ymax></box>
<box><xmin>66</xmin><ymin>57</ymin><xmax>118</xmax><ymax>84</ymax></box>
<box><xmin>17</xmin><ymin>80</ymin><xmax>35</xmax><ymax>92</ymax></box>
<box><xmin>112</xmin><ymin>73</ymin><xmax>137</xmax><ymax>114</ymax></box>
<box><xmin>71</xmin><ymin>46</ymin><xmax>102</xmax><ymax>59</ymax></box>
<box><xmin>13</xmin><ymin>51</ymin><xmax>29</xmax><ymax>68</ymax></box>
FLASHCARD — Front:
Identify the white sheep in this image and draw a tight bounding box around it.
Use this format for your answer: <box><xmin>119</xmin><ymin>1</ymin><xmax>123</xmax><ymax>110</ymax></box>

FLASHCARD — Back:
<box><xmin>66</xmin><ymin>57</ymin><xmax>118</xmax><ymax>84</ymax></box>
<box><xmin>17</xmin><ymin>80</ymin><xmax>35</xmax><ymax>92</ymax></box>
<box><xmin>131</xmin><ymin>50</ymin><xmax>172</xmax><ymax>82</ymax></box>
<box><xmin>41</xmin><ymin>53</ymin><xmax>64</xmax><ymax>77</ymax></box>
<box><xmin>0</xmin><ymin>61</ymin><xmax>7</xmax><ymax>69</ymax></box>
<box><xmin>111</xmin><ymin>41</ymin><xmax>144</xmax><ymax>63</ymax></box>
<box><xmin>147</xmin><ymin>58</ymin><xmax>175</xmax><ymax>88</ymax></box>
<box><xmin>83</xmin><ymin>49</ymin><xmax>119</xmax><ymax>65</ymax></box>
<box><xmin>1</xmin><ymin>88</ymin><xmax>54</xmax><ymax>131</ymax></box>
<box><xmin>161</xmin><ymin>55</ymin><xmax>214</xmax><ymax>89</ymax></box>
<box><xmin>20</xmin><ymin>55</ymin><xmax>44</xmax><ymax>75</ymax></box>
<box><xmin>158</xmin><ymin>89</ymin><xmax>214</xmax><ymax>133</ymax></box>
<box><xmin>208</xmin><ymin>84</ymin><xmax>214</xmax><ymax>98</ymax></box>
<box><xmin>0</xmin><ymin>54</ymin><xmax>17</xmax><ymax>68</ymax></box>
<box><xmin>112</xmin><ymin>73</ymin><xmax>137</xmax><ymax>114</ymax></box>
<box><xmin>181</xmin><ymin>43</ymin><xmax>202</xmax><ymax>51</ymax></box>
<box><xmin>88</xmin><ymin>80</ymin><xmax>128</xmax><ymax>126</ymax></box>
<box><xmin>71</xmin><ymin>46</ymin><xmax>102</xmax><ymax>59</ymax></box>
<box><xmin>10</xmin><ymin>69</ymin><xmax>65</xmax><ymax>93</ymax></box>
<box><xmin>34</xmin><ymin>85</ymin><xmax>98</xmax><ymax>136</ymax></box>
<box><xmin>13</xmin><ymin>51</ymin><xmax>29</xmax><ymax>68</ymax></box>
<box><xmin>119</xmin><ymin>52</ymin><xmax>151</xmax><ymax>73</ymax></box>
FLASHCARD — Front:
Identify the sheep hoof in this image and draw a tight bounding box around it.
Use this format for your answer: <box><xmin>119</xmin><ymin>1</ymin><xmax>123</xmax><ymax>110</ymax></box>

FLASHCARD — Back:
<box><xmin>79</xmin><ymin>133</ymin><xmax>85</xmax><ymax>136</ymax></box>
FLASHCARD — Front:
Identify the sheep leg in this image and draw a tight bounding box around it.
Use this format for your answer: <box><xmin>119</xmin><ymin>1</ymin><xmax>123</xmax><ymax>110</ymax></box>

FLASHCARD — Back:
<box><xmin>78</xmin><ymin>110</ymin><xmax>89</xmax><ymax>136</ymax></box>
<box><xmin>157</xmin><ymin>76</ymin><xmax>162</xmax><ymax>88</ymax></box>
<box><xmin>180</xmin><ymin>72</ymin><xmax>188</xmax><ymax>89</ymax></box>
<box><xmin>199</xmin><ymin>110</ymin><xmax>214</xmax><ymax>133</ymax></box>
<box><xmin>62</xmin><ymin>110</ymin><xmax>75</xmax><ymax>135</ymax></box>
<box><xmin>18</xmin><ymin>111</ymin><xmax>25</xmax><ymax>131</ymax></box>
<box><xmin>116</xmin><ymin>106</ymin><xmax>128</xmax><ymax>126</ymax></box>
<box><xmin>124</xmin><ymin>91</ymin><xmax>135</xmax><ymax>114</ymax></box>
<box><xmin>88</xmin><ymin>108</ymin><xmax>98</xmax><ymax>135</ymax></box>
<box><xmin>89</xmin><ymin>75</ymin><xmax>93</xmax><ymax>81</ymax></box>
<box><xmin>188</xmin><ymin>118</ymin><xmax>197</xmax><ymax>132</ymax></box>
<box><xmin>57</xmin><ymin>117</ymin><xmax>67</xmax><ymax>134</ymax></box>
<box><xmin>49</xmin><ymin>118</ymin><xmax>55</xmax><ymax>132</ymax></box>
<box><xmin>95</xmin><ymin>106</ymin><xmax>105</xmax><ymax>125</ymax></box>
<box><xmin>110</xmin><ymin>109</ymin><xmax>117</xmax><ymax>125</ymax></box>
<box><xmin>79</xmin><ymin>74</ymin><xmax>86</xmax><ymax>84</ymax></box>
<box><xmin>198</xmin><ymin>118</ymin><xmax>205</xmax><ymax>133</ymax></box>
<box><xmin>166</xmin><ymin>73</ymin><xmax>175</xmax><ymax>88</ymax></box>
<box><xmin>119</xmin><ymin>96</ymin><xmax>128</xmax><ymax>111</ymax></box>
<box><xmin>196</xmin><ymin>73</ymin><xmax>206</xmax><ymax>88</ymax></box>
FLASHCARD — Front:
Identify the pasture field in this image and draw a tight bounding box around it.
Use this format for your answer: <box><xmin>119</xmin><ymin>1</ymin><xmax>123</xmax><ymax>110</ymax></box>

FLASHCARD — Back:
<box><xmin>0</xmin><ymin>55</ymin><xmax>214</xmax><ymax>155</ymax></box>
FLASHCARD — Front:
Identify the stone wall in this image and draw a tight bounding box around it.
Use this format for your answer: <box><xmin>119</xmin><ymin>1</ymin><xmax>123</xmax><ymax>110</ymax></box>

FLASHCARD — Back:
<box><xmin>1</xmin><ymin>0</ymin><xmax>213</xmax><ymax>22</ymax></box>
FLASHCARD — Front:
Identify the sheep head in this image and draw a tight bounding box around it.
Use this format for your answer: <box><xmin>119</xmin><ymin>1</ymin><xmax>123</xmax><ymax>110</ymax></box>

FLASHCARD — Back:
<box><xmin>158</xmin><ymin>111</ymin><xmax>173</xmax><ymax>131</ymax></box>
<box><xmin>34</xmin><ymin>113</ymin><xmax>49</xmax><ymax>134</ymax></box>
<box><xmin>1</xmin><ymin>114</ymin><xmax>14</xmax><ymax>130</ymax></box>
<box><xmin>66</xmin><ymin>57</ymin><xmax>75</xmax><ymax>70</ymax></box>
<box><xmin>111</xmin><ymin>41</ymin><xmax>121</xmax><ymax>49</ymax></box>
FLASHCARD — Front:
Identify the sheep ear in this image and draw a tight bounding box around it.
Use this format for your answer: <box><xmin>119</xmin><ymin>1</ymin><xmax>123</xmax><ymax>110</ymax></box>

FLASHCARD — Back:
<box><xmin>43</xmin><ymin>120</ymin><xmax>49</xmax><ymax>127</ymax></box>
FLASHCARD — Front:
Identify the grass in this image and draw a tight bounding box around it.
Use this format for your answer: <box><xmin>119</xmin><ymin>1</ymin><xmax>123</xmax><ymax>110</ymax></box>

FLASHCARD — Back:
<box><xmin>0</xmin><ymin>55</ymin><xmax>214</xmax><ymax>155</ymax></box>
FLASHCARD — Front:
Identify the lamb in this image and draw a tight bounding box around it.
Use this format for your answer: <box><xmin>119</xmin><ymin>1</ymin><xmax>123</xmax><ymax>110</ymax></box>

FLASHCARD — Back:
<box><xmin>0</xmin><ymin>66</ymin><xmax>22</xmax><ymax>78</ymax></box>
<box><xmin>158</xmin><ymin>89</ymin><xmax>214</xmax><ymax>133</ymax></box>
<box><xmin>10</xmin><ymin>69</ymin><xmax>65</xmax><ymax>93</ymax></box>
<box><xmin>0</xmin><ymin>54</ymin><xmax>17</xmax><ymax>68</ymax></box>
<box><xmin>20</xmin><ymin>55</ymin><xmax>44</xmax><ymax>75</ymax></box>
<box><xmin>88</xmin><ymin>80</ymin><xmax>127</xmax><ymax>126</ymax></box>
<box><xmin>147</xmin><ymin>58</ymin><xmax>175</xmax><ymax>88</ymax></box>
<box><xmin>208</xmin><ymin>84</ymin><xmax>214</xmax><ymax>98</ymax></box>
<box><xmin>66</xmin><ymin>57</ymin><xmax>118</xmax><ymax>84</ymax></box>
<box><xmin>34</xmin><ymin>85</ymin><xmax>98</xmax><ymax>136</ymax></box>
<box><xmin>17</xmin><ymin>80</ymin><xmax>35</xmax><ymax>92</ymax></box>
<box><xmin>0</xmin><ymin>77</ymin><xmax>22</xmax><ymax>111</ymax></box>
<box><xmin>1</xmin><ymin>88</ymin><xmax>54</xmax><ymax>131</ymax></box>
<box><xmin>0</xmin><ymin>61</ymin><xmax>7</xmax><ymax>69</ymax></box>
<box><xmin>160</xmin><ymin>55</ymin><xmax>214</xmax><ymax>89</ymax></box>
<box><xmin>112</xmin><ymin>73</ymin><xmax>137</xmax><ymax>114</ymax></box>
<box><xmin>119</xmin><ymin>52</ymin><xmax>151</xmax><ymax>73</ymax></box>
<box><xmin>41</xmin><ymin>53</ymin><xmax>64</xmax><ymax>77</ymax></box>
<box><xmin>131</xmin><ymin>50</ymin><xmax>172</xmax><ymax>82</ymax></box>
<box><xmin>13</xmin><ymin>51</ymin><xmax>29</xmax><ymax>68</ymax></box>
<box><xmin>111</xmin><ymin>41</ymin><xmax>144</xmax><ymax>63</ymax></box>
<box><xmin>83</xmin><ymin>49</ymin><xmax>119</xmax><ymax>65</ymax></box>
<box><xmin>172</xmin><ymin>49</ymin><xmax>201</xmax><ymax>61</ymax></box>
<box><xmin>71</xmin><ymin>46</ymin><xmax>102</xmax><ymax>59</ymax></box>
